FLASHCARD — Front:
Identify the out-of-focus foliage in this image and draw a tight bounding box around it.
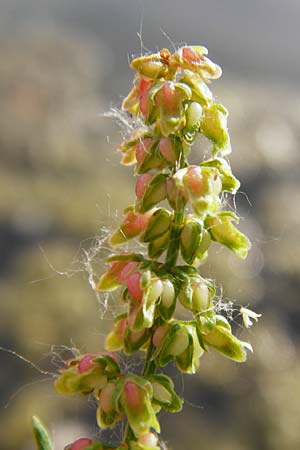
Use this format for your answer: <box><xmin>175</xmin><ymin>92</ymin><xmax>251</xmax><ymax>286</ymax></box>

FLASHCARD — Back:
<box><xmin>0</xmin><ymin>8</ymin><xmax>300</xmax><ymax>450</ymax></box>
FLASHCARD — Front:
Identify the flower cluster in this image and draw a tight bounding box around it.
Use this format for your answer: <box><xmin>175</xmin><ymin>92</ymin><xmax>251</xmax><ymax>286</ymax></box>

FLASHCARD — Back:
<box><xmin>38</xmin><ymin>45</ymin><xmax>259</xmax><ymax>450</ymax></box>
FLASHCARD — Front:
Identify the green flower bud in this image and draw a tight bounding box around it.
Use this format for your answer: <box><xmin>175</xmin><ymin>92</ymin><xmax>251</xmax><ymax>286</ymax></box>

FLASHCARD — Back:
<box><xmin>205</xmin><ymin>211</ymin><xmax>251</xmax><ymax>259</ymax></box>
<box><xmin>200</xmin><ymin>103</ymin><xmax>231</xmax><ymax>156</ymax></box>
<box><xmin>153</xmin><ymin>81</ymin><xmax>191</xmax><ymax>136</ymax></box>
<box><xmin>160</xmin><ymin>279</ymin><xmax>176</xmax><ymax>309</ymax></box>
<box><xmin>122</xmin><ymin>77</ymin><xmax>153</xmax><ymax>116</ymax></box>
<box><xmin>147</xmin><ymin>374</ymin><xmax>183</xmax><ymax>412</ymax></box>
<box><xmin>166</xmin><ymin>176</ymin><xmax>187</xmax><ymax>210</ymax></box>
<box><xmin>183</xmin><ymin>166</ymin><xmax>222</xmax><ymax>216</ymax></box>
<box><xmin>105</xmin><ymin>314</ymin><xmax>127</xmax><ymax>351</ymax></box>
<box><xmin>135</xmin><ymin>138</ymin><xmax>167</xmax><ymax>174</ymax></box>
<box><xmin>130</xmin><ymin>53</ymin><xmax>168</xmax><ymax>80</ymax></box>
<box><xmin>124</xmin><ymin>326</ymin><xmax>150</xmax><ymax>355</ymax></box>
<box><xmin>183</xmin><ymin>101</ymin><xmax>203</xmax><ymax>144</ymax></box>
<box><xmin>180</xmin><ymin>218</ymin><xmax>202</xmax><ymax>264</ymax></box>
<box><xmin>195</xmin><ymin>228</ymin><xmax>211</xmax><ymax>259</ymax></box>
<box><xmin>54</xmin><ymin>353</ymin><xmax>121</xmax><ymax>396</ymax></box>
<box><xmin>120</xmin><ymin>377</ymin><xmax>160</xmax><ymax>437</ymax></box>
<box><xmin>137</xmin><ymin>173</ymin><xmax>168</xmax><ymax>213</ymax></box>
<box><xmin>141</xmin><ymin>208</ymin><xmax>171</xmax><ymax>242</ymax></box>
<box><xmin>97</xmin><ymin>382</ymin><xmax>120</xmax><ymax>429</ymax></box>
<box><xmin>147</xmin><ymin>230</ymin><xmax>170</xmax><ymax>259</ymax></box>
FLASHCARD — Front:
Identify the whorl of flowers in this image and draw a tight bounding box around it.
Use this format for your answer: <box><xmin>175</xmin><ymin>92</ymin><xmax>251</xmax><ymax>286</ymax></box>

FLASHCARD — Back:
<box><xmin>33</xmin><ymin>46</ymin><xmax>258</xmax><ymax>450</ymax></box>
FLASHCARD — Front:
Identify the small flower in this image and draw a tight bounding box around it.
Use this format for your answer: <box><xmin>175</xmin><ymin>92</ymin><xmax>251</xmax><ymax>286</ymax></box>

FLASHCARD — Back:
<box><xmin>240</xmin><ymin>307</ymin><xmax>262</xmax><ymax>329</ymax></box>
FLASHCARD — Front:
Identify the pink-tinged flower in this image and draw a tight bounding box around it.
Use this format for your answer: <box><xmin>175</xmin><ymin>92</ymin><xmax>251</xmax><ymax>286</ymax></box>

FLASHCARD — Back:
<box><xmin>158</xmin><ymin>138</ymin><xmax>177</xmax><ymax>164</ymax></box>
<box><xmin>182</xmin><ymin>46</ymin><xmax>205</xmax><ymax>64</ymax></box>
<box><xmin>135</xmin><ymin>173</ymin><xmax>154</xmax><ymax>199</ymax></box>
<box><xmin>122</xmin><ymin>209</ymin><xmax>153</xmax><ymax>237</ymax></box>
<box><xmin>97</xmin><ymin>259</ymin><xmax>128</xmax><ymax>290</ymax></box>
<box><xmin>135</xmin><ymin>138</ymin><xmax>154</xmax><ymax>166</ymax></box>
<box><xmin>126</xmin><ymin>272</ymin><xmax>143</xmax><ymax>302</ymax></box>
<box><xmin>155</xmin><ymin>81</ymin><xmax>179</xmax><ymax>115</ymax></box>
<box><xmin>70</xmin><ymin>438</ymin><xmax>93</xmax><ymax>450</ymax></box>
<box><xmin>124</xmin><ymin>381</ymin><xmax>142</xmax><ymax>410</ymax></box>
<box><xmin>77</xmin><ymin>354</ymin><xmax>96</xmax><ymax>374</ymax></box>
<box><xmin>99</xmin><ymin>382</ymin><xmax>116</xmax><ymax>413</ymax></box>
<box><xmin>138</xmin><ymin>78</ymin><xmax>153</xmax><ymax>116</ymax></box>
<box><xmin>118</xmin><ymin>261</ymin><xmax>140</xmax><ymax>283</ymax></box>
<box><xmin>184</xmin><ymin>166</ymin><xmax>204</xmax><ymax>195</ymax></box>
<box><xmin>152</xmin><ymin>325</ymin><xmax>168</xmax><ymax>348</ymax></box>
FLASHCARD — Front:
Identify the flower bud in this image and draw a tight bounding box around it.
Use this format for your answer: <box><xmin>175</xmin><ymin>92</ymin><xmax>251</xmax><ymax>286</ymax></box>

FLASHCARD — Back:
<box><xmin>167</xmin><ymin>328</ymin><xmax>189</xmax><ymax>356</ymax></box>
<box><xmin>180</xmin><ymin>218</ymin><xmax>202</xmax><ymax>264</ymax></box>
<box><xmin>160</xmin><ymin>279</ymin><xmax>175</xmax><ymax>309</ymax></box>
<box><xmin>124</xmin><ymin>326</ymin><xmax>150</xmax><ymax>355</ymax></box>
<box><xmin>130</xmin><ymin>53</ymin><xmax>168</xmax><ymax>79</ymax></box>
<box><xmin>195</xmin><ymin>228</ymin><xmax>211</xmax><ymax>259</ymax></box>
<box><xmin>152</xmin><ymin>325</ymin><xmax>169</xmax><ymax>348</ymax></box>
<box><xmin>158</xmin><ymin>137</ymin><xmax>178</xmax><ymax>164</ymax></box>
<box><xmin>141</xmin><ymin>208</ymin><xmax>171</xmax><ymax>242</ymax></box>
<box><xmin>135</xmin><ymin>138</ymin><xmax>166</xmax><ymax>174</ymax></box>
<box><xmin>192</xmin><ymin>281</ymin><xmax>211</xmax><ymax>311</ymax></box>
<box><xmin>77</xmin><ymin>354</ymin><xmax>97</xmax><ymax>374</ymax></box>
<box><xmin>109</xmin><ymin>207</ymin><xmax>153</xmax><ymax>246</ymax></box>
<box><xmin>183</xmin><ymin>166</ymin><xmax>222</xmax><ymax>216</ymax></box>
<box><xmin>97</xmin><ymin>260</ymin><xmax>127</xmax><ymax>291</ymax></box>
<box><xmin>137</xmin><ymin>173</ymin><xmax>168</xmax><ymax>213</ymax></box>
<box><xmin>148</xmin><ymin>374</ymin><xmax>183</xmax><ymax>413</ymax></box>
<box><xmin>121</xmin><ymin>378</ymin><xmax>160</xmax><ymax>437</ymax></box>
<box><xmin>105</xmin><ymin>315</ymin><xmax>127</xmax><ymax>351</ymax></box>
<box><xmin>166</xmin><ymin>176</ymin><xmax>187</xmax><ymax>210</ymax></box>
<box><xmin>175</xmin><ymin>46</ymin><xmax>222</xmax><ymax>81</ymax></box>
<box><xmin>147</xmin><ymin>230</ymin><xmax>170</xmax><ymax>259</ymax></box>
<box><xmin>119</xmin><ymin>261</ymin><xmax>140</xmax><ymax>283</ymax></box>
<box><xmin>183</xmin><ymin>101</ymin><xmax>203</xmax><ymax>143</ymax></box>
<box><xmin>135</xmin><ymin>173</ymin><xmax>155</xmax><ymax>200</ymax></box>
<box><xmin>127</xmin><ymin>272</ymin><xmax>143</xmax><ymax>302</ymax></box>
<box><xmin>154</xmin><ymin>81</ymin><xmax>191</xmax><ymax>136</ymax></box>
<box><xmin>97</xmin><ymin>382</ymin><xmax>120</xmax><ymax>428</ymax></box>
<box><xmin>122</xmin><ymin>78</ymin><xmax>153</xmax><ymax>115</ymax></box>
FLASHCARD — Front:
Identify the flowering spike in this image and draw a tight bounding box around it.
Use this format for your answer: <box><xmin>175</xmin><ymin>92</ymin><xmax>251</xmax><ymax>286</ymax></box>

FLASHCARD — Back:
<box><xmin>49</xmin><ymin>44</ymin><xmax>258</xmax><ymax>450</ymax></box>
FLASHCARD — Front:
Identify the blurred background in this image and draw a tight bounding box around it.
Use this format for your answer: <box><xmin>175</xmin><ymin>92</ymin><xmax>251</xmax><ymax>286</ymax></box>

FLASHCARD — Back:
<box><xmin>0</xmin><ymin>1</ymin><xmax>300</xmax><ymax>449</ymax></box>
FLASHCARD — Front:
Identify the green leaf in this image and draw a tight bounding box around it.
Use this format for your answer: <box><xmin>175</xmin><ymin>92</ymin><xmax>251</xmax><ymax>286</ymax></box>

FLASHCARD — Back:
<box><xmin>32</xmin><ymin>416</ymin><xmax>53</xmax><ymax>450</ymax></box>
